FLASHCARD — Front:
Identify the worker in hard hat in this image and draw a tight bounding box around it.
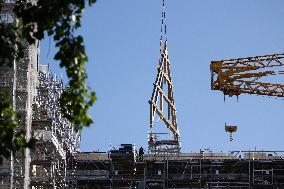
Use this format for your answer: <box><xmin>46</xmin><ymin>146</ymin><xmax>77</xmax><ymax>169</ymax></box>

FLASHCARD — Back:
<box><xmin>139</xmin><ymin>146</ymin><xmax>144</xmax><ymax>161</ymax></box>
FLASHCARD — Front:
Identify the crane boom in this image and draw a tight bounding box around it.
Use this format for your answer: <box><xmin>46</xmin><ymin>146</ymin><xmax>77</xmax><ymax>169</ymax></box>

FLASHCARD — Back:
<box><xmin>211</xmin><ymin>53</ymin><xmax>284</xmax><ymax>97</ymax></box>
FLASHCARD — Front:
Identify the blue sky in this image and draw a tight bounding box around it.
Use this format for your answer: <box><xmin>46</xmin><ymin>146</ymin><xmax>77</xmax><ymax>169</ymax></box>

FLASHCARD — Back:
<box><xmin>40</xmin><ymin>0</ymin><xmax>284</xmax><ymax>153</ymax></box>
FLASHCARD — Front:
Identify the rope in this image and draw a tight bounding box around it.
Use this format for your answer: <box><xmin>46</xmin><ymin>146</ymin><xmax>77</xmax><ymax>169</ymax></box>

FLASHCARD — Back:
<box><xmin>160</xmin><ymin>0</ymin><xmax>167</xmax><ymax>53</ymax></box>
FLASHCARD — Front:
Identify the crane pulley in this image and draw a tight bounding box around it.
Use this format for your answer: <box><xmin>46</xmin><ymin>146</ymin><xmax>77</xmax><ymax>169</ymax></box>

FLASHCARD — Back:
<box><xmin>211</xmin><ymin>53</ymin><xmax>284</xmax><ymax>141</ymax></box>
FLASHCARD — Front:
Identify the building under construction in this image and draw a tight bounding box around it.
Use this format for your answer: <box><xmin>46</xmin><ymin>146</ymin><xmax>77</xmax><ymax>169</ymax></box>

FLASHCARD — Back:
<box><xmin>1</xmin><ymin>0</ymin><xmax>284</xmax><ymax>188</ymax></box>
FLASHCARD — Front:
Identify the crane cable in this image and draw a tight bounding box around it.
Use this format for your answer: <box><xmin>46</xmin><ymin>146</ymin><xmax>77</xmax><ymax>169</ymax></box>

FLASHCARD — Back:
<box><xmin>160</xmin><ymin>0</ymin><xmax>167</xmax><ymax>53</ymax></box>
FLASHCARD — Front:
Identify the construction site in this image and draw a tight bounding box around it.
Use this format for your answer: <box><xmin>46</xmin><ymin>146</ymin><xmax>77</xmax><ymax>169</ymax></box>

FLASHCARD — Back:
<box><xmin>1</xmin><ymin>0</ymin><xmax>284</xmax><ymax>188</ymax></box>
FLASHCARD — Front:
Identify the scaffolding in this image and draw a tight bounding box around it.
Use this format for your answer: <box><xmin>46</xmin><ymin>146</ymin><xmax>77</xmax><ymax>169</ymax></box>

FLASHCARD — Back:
<box><xmin>0</xmin><ymin>58</ymin><xmax>80</xmax><ymax>189</ymax></box>
<box><xmin>0</xmin><ymin>2</ymin><xmax>80</xmax><ymax>188</ymax></box>
<box><xmin>30</xmin><ymin>65</ymin><xmax>80</xmax><ymax>188</ymax></box>
<box><xmin>0</xmin><ymin>62</ymin><xmax>80</xmax><ymax>189</ymax></box>
<box><xmin>0</xmin><ymin>43</ymin><xmax>37</xmax><ymax>189</ymax></box>
<box><xmin>0</xmin><ymin>1</ymin><xmax>38</xmax><ymax>187</ymax></box>
<box><xmin>75</xmin><ymin>151</ymin><xmax>110</xmax><ymax>188</ymax></box>
<box><xmin>73</xmin><ymin>146</ymin><xmax>284</xmax><ymax>189</ymax></box>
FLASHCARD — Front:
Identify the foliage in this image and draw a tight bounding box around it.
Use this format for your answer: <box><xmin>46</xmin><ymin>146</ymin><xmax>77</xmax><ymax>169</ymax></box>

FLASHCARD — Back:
<box><xmin>0</xmin><ymin>23</ymin><xmax>24</xmax><ymax>66</ymax></box>
<box><xmin>0</xmin><ymin>0</ymin><xmax>97</xmax><ymax>162</ymax></box>
<box><xmin>0</xmin><ymin>92</ymin><xmax>35</xmax><ymax>165</ymax></box>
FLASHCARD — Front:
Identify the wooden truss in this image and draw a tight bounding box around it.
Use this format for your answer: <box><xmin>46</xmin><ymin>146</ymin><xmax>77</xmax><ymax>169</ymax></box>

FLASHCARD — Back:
<box><xmin>211</xmin><ymin>53</ymin><xmax>284</xmax><ymax>97</ymax></box>
<box><xmin>148</xmin><ymin>40</ymin><xmax>180</xmax><ymax>153</ymax></box>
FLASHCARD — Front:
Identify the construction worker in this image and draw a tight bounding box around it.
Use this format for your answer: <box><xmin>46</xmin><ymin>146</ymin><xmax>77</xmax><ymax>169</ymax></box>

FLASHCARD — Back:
<box><xmin>149</xmin><ymin>135</ymin><xmax>154</xmax><ymax>142</ymax></box>
<box><xmin>135</xmin><ymin>149</ymin><xmax>138</xmax><ymax>162</ymax></box>
<box><xmin>139</xmin><ymin>146</ymin><xmax>144</xmax><ymax>161</ymax></box>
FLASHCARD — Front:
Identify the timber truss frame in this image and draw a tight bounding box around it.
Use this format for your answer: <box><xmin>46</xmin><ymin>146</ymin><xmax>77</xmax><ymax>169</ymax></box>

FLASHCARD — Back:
<box><xmin>149</xmin><ymin>40</ymin><xmax>180</xmax><ymax>154</ymax></box>
<box><xmin>211</xmin><ymin>53</ymin><xmax>284</xmax><ymax>97</ymax></box>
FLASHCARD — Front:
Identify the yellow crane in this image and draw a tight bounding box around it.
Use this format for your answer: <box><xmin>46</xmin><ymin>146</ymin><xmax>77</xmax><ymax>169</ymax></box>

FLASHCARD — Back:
<box><xmin>211</xmin><ymin>53</ymin><xmax>284</xmax><ymax>97</ymax></box>
<box><xmin>211</xmin><ymin>53</ymin><xmax>284</xmax><ymax>141</ymax></box>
